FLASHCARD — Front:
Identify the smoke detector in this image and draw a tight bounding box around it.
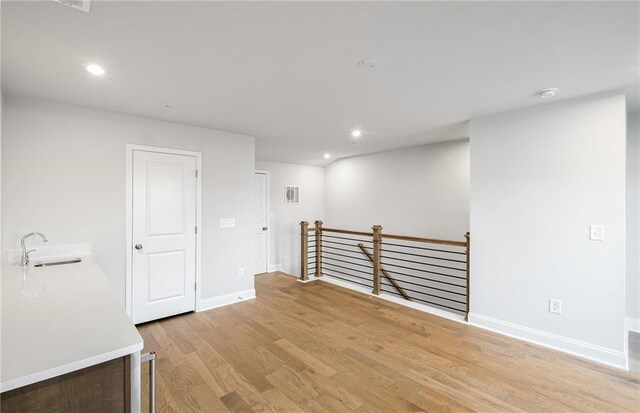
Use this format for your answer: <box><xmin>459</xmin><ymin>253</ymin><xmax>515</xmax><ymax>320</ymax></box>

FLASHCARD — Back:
<box><xmin>357</xmin><ymin>59</ymin><xmax>377</xmax><ymax>69</ymax></box>
<box><xmin>52</xmin><ymin>0</ymin><xmax>91</xmax><ymax>13</ymax></box>
<box><xmin>536</xmin><ymin>88</ymin><xmax>558</xmax><ymax>98</ymax></box>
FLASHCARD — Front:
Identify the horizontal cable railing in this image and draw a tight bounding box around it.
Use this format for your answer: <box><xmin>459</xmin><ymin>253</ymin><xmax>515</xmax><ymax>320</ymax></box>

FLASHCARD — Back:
<box><xmin>300</xmin><ymin>220</ymin><xmax>470</xmax><ymax>319</ymax></box>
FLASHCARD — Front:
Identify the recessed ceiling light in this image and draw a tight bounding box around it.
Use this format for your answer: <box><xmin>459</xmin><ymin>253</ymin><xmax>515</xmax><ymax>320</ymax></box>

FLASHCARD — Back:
<box><xmin>324</xmin><ymin>153</ymin><xmax>331</xmax><ymax>159</ymax></box>
<box><xmin>351</xmin><ymin>130</ymin><xmax>362</xmax><ymax>138</ymax></box>
<box><xmin>86</xmin><ymin>64</ymin><xmax>106</xmax><ymax>76</ymax></box>
<box><xmin>536</xmin><ymin>88</ymin><xmax>558</xmax><ymax>98</ymax></box>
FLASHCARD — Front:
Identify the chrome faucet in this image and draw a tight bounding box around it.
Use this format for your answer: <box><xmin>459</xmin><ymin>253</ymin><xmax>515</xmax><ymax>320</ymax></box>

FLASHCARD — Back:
<box><xmin>20</xmin><ymin>232</ymin><xmax>48</xmax><ymax>266</ymax></box>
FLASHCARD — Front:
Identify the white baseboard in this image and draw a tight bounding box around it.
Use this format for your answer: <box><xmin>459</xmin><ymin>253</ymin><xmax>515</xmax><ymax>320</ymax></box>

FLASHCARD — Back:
<box><xmin>267</xmin><ymin>263</ymin><xmax>282</xmax><ymax>273</ymax></box>
<box><xmin>627</xmin><ymin>317</ymin><xmax>640</xmax><ymax>334</ymax></box>
<box><xmin>468</xmin><ymin>313</ymin><xmax>628</xmax><ymax>370</ymax></box>
<box><xmin>319</xmin><ymin>276</ymin><xmax>466</xmax><ymax>324</ymax></box>
<box><xmin>197</xmin><ymin>289</ymin><xmax>256</xmax><ymax>312</ymax></box>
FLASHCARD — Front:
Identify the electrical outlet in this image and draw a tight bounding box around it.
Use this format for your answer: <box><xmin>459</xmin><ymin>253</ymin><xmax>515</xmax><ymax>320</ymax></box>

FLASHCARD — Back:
<box><xmin>549</xmin><ymin>298</ymin><xmax>562</xmax><ymax>315</ymax></box>
<box><xmin>238</xmin><ymin>267</ymin><xmax>245</xmax><ymax>278</ymax></box>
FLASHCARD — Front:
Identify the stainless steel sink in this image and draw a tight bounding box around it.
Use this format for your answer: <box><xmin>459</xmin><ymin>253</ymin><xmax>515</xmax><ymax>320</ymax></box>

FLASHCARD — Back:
<box><xmin>33</xmin><ymin>258</ymin><xmax>82</xmax><ymax>267</ymax></box>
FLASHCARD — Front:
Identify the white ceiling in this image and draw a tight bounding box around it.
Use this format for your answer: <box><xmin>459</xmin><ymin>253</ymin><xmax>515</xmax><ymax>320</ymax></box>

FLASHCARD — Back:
<box><xmin>2</xmin><ymin>1</ymin><xmax>639</xmax><ymax>166</ymax></box>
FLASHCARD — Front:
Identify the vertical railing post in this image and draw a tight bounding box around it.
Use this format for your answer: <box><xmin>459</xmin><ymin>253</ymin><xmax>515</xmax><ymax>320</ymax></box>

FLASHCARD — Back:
<box><xmin>464</xmin><ymin>232</ymin><xmax>470</xmax><ymax>321</ymax></box>
<box><xmin>372</xmin><ymin>225</ymin><xmax>383</xmax><ymax>295</ymax></box>
<box><xmin>300</xmin><ymin>221</ymin><xmax>309</xmax><ymax>281</ymax></box>
<box><xmin>315</xmin><ymin>221</ymin><xmax>323</xmax><ymax>277</ymax></box>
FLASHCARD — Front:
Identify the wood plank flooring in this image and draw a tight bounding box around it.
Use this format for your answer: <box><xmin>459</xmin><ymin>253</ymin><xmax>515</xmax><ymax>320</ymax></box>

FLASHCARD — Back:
<box><xmin>138</xmin><ymin>272</ymin><xmax>640</xmax><ymax>412</ymax></box>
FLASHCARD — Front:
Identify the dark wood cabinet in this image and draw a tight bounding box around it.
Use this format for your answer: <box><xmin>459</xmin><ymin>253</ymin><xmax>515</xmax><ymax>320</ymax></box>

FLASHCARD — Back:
<box><xmin>1</xmin><ymin>357</ymin><xmax>128</xmax><ymax>413</ymax></box>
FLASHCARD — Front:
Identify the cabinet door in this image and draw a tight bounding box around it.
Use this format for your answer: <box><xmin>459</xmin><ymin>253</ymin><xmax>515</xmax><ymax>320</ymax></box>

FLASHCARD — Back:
<box><xmin>1</xmin><ymin>357</ymin><xmax>126</xmax><ymax>412</ymax></box>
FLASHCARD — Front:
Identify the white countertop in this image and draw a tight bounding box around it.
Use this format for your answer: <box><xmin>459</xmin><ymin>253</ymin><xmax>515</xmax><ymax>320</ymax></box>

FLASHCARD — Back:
<box><xmin>1</xmin><ymin>256</ymin><xmax>143</xmax><ymax>392</ymax></box>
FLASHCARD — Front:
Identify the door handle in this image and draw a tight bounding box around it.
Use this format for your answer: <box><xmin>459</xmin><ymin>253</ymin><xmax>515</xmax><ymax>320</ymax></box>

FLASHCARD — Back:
<box><xmin>135</xmin><ymin>244</ymin><xmax>143</xmax><ymax>251</ymax></box>
<box><xmin>262</xmin><ymin>227</ymin><xmax>268</xmax><ymax>231</ymax></box>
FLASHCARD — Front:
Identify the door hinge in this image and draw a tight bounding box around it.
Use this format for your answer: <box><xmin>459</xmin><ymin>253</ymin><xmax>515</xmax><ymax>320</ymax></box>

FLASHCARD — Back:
<box><xmin>195</xmin><ymin>170</ymin><xmax>198</xmax><ymax>178</ymax></box>
<box><xmin>194</xmin><ymin>282</ymin><xmax>197</xmax><ymax>291</ymax></box>
<box><xmin>195</xmin><ymin>225</ymin><xmax>198</xmax><ymax>234</ymax></box>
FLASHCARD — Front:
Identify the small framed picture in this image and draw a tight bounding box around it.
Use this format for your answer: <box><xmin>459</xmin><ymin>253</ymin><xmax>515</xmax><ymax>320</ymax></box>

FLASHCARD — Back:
<box><xmin>284</xmin><ymin>185</ymin><xmax>300</xmax><ymax>204</ymax></box>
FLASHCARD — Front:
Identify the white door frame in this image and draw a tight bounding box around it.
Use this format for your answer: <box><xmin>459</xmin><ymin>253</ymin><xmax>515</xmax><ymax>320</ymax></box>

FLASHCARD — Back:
<box><xmin>125</xmin><ymin>144</ymin><xmax>203</xmax><ymax>318</ymax></box>
<box><xmin>255</xmin><ymin>170</ymin><xmax>270</xmax><ymax>273</ymax></box>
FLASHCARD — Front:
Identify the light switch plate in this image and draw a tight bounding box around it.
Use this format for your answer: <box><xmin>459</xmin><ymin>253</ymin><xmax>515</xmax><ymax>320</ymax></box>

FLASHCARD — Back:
<box><xmin>220</xmin><ymin>218</ymin><xmax>236</xmax><ymax>228</ymax></box>
<box><xmin>589</xmin><ymin>225</ymin><xmax>604</xmax><ymax>241</ymax></box>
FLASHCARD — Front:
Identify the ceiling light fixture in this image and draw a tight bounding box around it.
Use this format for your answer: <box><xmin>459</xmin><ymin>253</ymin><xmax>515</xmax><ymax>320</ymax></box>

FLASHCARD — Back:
<box><xmin>324</xmin><ymin>153</ymin><xmax>331</xmax><ymax>159</ymax></box>
<box><xmin>86</xmin><ymin>64</ymin><xmax>106</xmax><ymax>76</ymax></box>
<box><xmin>536</xmin><ymin>88</ymin><xmax>558</xmax><ymax>98</ymax></box>
<box><xmin>351</xmin><ymin>130</ymin><xmax>362</xmax><ymax>138</ymax></box>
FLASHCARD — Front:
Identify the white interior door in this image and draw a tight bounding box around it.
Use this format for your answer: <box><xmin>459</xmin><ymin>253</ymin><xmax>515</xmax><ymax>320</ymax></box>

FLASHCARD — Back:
<box><xmin>254</xmin><ymin>172</ymin><xmax>268</xmax><ymax>274</ymax></box>
<box><xmin>132</xmin><ymin>150</ymin><xmax>197</xmax><ymax>324</ymax></box>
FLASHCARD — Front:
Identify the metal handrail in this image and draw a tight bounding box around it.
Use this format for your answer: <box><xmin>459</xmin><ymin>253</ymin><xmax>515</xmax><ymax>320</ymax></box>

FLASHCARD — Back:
<box><xmin>299</xmin><ymin>220</ymin><xmax>470</xmax><ymax>319</ymax></box>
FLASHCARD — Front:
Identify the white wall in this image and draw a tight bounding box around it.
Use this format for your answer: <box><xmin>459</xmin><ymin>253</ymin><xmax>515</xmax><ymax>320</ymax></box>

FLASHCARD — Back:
<box><xmin>627</xmin><ymin>111</ymin><xmax>640</xmax><ymax>330</ymax></box>
<box><xmin>255</xmin><ymin>160</ymin><xmax>325</xmax><ymax>276</ymax></box>
<box><xmin>469</xmin><ymin>92</ymin><xmax>627</xmax><ymax>368</ymax></box>
<box><xmin>0</xmin><ymin>1</ymin><xmax>3</xmax><ymax>293</ymax></box>
<box><xmin>325</xmin><ymin>139</ymin><xmax>469</xmax><ymax>240</ymax></box>
<box><xmin>2</xmin><ymin>95</ymin><xmax>256</xmax><ymax>305</ymax></box>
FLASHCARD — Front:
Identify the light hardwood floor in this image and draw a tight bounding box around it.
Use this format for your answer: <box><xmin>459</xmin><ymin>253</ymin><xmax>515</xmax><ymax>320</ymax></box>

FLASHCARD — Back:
<box><xmin>138</xmin><ymin>272</ymin><xmax>640</xmax><ymax>412</ymax></box>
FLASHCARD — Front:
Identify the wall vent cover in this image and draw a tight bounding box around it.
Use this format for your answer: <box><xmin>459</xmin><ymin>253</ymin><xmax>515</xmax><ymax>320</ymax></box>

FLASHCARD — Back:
<box><xmin>52</xmin><ymin>0</ymin><xmax>91</xmax><ymax>13</ymax></box>
<box><xmin>284</xmin><ymin>186</ymin><xmax>300</xmax><ymax>205</ymax></box>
